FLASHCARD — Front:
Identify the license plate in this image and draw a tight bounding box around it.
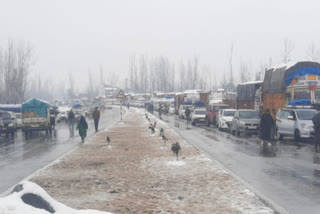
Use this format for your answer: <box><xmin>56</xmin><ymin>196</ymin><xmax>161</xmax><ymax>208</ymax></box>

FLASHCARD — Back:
<box><xmin>248</xmin><ymin>127</ymin><xmax>257</xmax><ymax>129</ymax></box>
<box><xmin>199</xmin><ymin>119</ymin><xmax>205</xmax><ymax>121</ymax></box>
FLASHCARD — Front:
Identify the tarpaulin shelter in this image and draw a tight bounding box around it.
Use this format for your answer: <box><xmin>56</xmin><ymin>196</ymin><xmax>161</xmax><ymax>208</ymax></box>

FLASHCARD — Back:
<box><xmin>262</xmin><ymin>61</ymin><xmax>320</xmax><ymax>93</ymax></box>
<box><xmin>287</xmin><ymin>99</ymin><xmax>311</xmax><ymax>106</ymax></box>
<box><xmin>237</xmin><ymin>81</ymin><xmax>263</xmax><ymax>101</ymax></box>
<box><xmin>0</xmin><ymin>104</ymin><xmax>22</xmax><ymax>113</ymax></box>
<box><xmin>22</xmin><ymin>98</ymin><xmax>50</xmax><ymax>118</ymax></box>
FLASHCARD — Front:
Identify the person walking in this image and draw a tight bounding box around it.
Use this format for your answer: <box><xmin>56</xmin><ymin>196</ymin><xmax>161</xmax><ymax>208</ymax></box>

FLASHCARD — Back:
<box><xmin>185</xmin><ymin>107</ymin><xmax>191</xmax><ymax>123</ymax></box>
<box><xmin>92</xmin><ymin>106</ymin><xmax>100</xmax><ymax>132</ymax></box>
<box><xmin>260</xmin><ymin>108</ymin><xmax>274</xmax><ymax>142</ymax></box>
<box><xmin>76</xmin><ymin>116</ymin><xmax>88</xmax><ymax>142</ymax></box>
<box><xmin>68</xmin><ymin>109</ymin><xmax>75</xmax><ymax>134</ymax></box>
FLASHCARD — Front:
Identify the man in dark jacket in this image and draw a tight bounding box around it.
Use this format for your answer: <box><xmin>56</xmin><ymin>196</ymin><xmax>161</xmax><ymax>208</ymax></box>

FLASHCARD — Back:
<box><xmin>68</xmin><ymin>109</ymin><xmax>75</xmax><ymax>133</ymax></box>
<box><xmin>260</xmin><ymin>108</ymin><xmax>274</xmax><ymax>141</ymax></box>
<box><xmin>92</xmin><ymin>107</ymin><xmax>100</xmax><ymax>132</ymax></box>
<box><xmin>185</xmin><ymin>107</ymin><xmax>191</xmax><ymax>122</ymax></box>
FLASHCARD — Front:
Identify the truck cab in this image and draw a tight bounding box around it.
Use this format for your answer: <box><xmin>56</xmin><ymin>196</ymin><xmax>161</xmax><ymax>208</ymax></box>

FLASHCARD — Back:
<box><xmin>205</xmin><ymin>104</ymin><xmax>229</xmax><ymax>127</ymax></box>
<box><xmin>0</xmin><ymin>111</ymin><xmax>15</xmax><ymax>137</ymax></box>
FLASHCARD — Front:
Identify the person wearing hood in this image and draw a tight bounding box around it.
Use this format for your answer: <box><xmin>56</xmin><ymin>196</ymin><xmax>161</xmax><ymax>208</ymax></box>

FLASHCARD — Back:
<box><xmin>76</xmin><ymin>116</ymin><xmax>88</xmax><ymax>142</ymax></box>
<box><xmin>260</xmin><ymin>108</ymin><xmax>274</xmax><ymax>141</ymax></box>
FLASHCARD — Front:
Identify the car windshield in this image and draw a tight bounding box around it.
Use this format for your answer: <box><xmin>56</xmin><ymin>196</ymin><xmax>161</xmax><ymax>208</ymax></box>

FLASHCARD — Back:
<box><xmin>223</xmin><ymin>111</ymin><xmax>235</xmax><ymax>116</ymax></box>
<box><xmin>239</xmin><ymin>111</ymin><xmax>259</xmax><ymax>119</ymax></box>
<box><xmin>214</xmin><ymin>106</ymin><xmax>228</xmax><ymax>111</ymax></box>
<box><xmin>195</xmin><ymin>110</ymin><xmax>206</xmax><ymax>115</ymax></box>
<box><xmin>296</xmin><ymin>110</ymin><xmax>317</xmax><ymax>120</ymax></box>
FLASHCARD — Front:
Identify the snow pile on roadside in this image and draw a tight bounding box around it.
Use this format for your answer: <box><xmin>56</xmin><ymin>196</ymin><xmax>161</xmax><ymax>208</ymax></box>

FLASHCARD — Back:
<box><xmin>0</xmin><ymin>181</ymin><xmax>112</xmax><ymax>214</ymax></box>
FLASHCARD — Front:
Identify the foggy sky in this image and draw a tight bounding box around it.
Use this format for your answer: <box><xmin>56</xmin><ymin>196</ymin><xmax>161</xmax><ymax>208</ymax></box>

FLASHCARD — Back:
<box><xmin>1</xmin><ymin>0</ymin><xmax>320</xmax><ymax>90</ymax></box>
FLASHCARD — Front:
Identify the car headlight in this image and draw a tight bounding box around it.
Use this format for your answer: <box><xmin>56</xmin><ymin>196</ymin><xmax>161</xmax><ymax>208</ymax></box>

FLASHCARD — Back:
<box><xmin>301</xmin><ymin>123</ymin><xmax>312</xmax><ymax>129</ymax></box>
<box><xmin>8</xmin><ymin>123</ymin><xmax>13</xmax><ymax>127</ymax></box>
<box><xmin>221</xmin><ymin>118</ymin><xmax>226</xmax><ymax>122</ymax></box>
<box><xmin>239</xmin><ymin>121</ymin><xmax>245</xmax><ymax>126</ymax></box>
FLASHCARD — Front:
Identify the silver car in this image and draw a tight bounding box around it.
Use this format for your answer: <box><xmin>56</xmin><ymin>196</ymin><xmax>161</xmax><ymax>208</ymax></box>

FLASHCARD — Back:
<box><xmin>231</xmin><ymin>109</ymin><xmax>260</xmax><ymax>136</ymax></box>
<box><xmin>276</xmin><ymin>108</ymin><xmax>316</xmax><ymax>140</ymax></box>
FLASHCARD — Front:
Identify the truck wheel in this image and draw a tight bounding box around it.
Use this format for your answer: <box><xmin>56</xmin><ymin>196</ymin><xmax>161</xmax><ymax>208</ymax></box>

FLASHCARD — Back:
<box><xmin>237</xmin><ymin>129</ymin><xmax>240</xmax><ymax>136</ymax></box>
<box><xmin>294</xmin><ymin>129</ymin><xmax>301</xmax><ymax>142</ymax></box>
<box><xmin>11</xmin><ymin>131</ymin><xmax>14</xmax><ymax>138</ymax></box>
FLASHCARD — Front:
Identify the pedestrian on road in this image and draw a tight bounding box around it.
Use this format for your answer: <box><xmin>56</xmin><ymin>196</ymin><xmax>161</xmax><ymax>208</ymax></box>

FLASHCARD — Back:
<box><xmin>68</xmin><ymin>109</ymin><xmax>75</xmax><ymax>133</ymax></box>
<box><xmin>260</xmin><ymin>108</ymin><xmax>274</xmax><ymax>141</ymax></box>
<box><xmin>76</xmin><ymin>116</ymin><xmax>88</xmax><ymax>142</ymax></box>
<box><xmin>92</xmin><ymin>106</ymin><xmax>100</xmax><ymax>132</ymax></box>
<box><xmin>185</xmin><ymin>107</ymin><xmax>191</xmax><ymax>122</ymax></box>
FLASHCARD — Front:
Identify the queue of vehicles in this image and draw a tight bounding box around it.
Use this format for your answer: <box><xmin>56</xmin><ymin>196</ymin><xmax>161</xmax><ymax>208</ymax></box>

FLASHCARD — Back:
<box><xmin>175</xmin><ymin>101</ymin><xmax>318</xmax><ymax>141</ymax></box>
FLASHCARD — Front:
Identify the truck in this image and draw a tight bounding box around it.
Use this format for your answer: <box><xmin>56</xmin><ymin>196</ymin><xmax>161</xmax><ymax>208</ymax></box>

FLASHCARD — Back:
<box><xmin>0</xmin><ymin>111</ymin><xmax>15</xmax><ymax>137</ymax></box>
<box><xmin>22</xmin><ymin>98</ymin><xmax>52</xmax><ymax>136</ymax></box>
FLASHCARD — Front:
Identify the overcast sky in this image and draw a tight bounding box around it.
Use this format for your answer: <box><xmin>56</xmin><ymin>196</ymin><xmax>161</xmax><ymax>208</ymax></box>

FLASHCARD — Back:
<box><xmin>1</xmin><ymin>0</ymin><xmax>320</xmax><ymax>90</ymax></box>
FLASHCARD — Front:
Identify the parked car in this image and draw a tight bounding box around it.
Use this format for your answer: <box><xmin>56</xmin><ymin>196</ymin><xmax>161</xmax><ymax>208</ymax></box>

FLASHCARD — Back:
<box><xmin>191</xmin><ymin>108</ymin><xmax>206</xmax><ymax>126</ymax></box>
<box><xmin>205</xmin><ymin>104</ymin><xmax>229</xmax><ymax>127</ymax></box>
<box><xmin>276</xmin><ymin>108</ymin><xmax>317</xmax><ymax>141</ymax></box>
<box><xmin>0</xmin><ymin>111</ymin><xmax>15</xmax><ymax>137</ymax></box>
<box><xmin>217</xmin><ymin>109</ymin><xmax>236</xmax><ymax>130</ymax></box>
<box><xmin>231</xmin><ymin>109</ymin><xmax>260</xmax><ymax>136</ymax></box>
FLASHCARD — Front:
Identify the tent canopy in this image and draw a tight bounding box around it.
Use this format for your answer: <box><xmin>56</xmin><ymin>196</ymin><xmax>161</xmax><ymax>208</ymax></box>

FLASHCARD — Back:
<box><xmin>262</xmin><ymin>61</ymin><xmax>320</xmax><ymax>93</ymax></box>
<box><xmin>22</xmin><ymin>98</ymin><xmax>50</xmax><ymax>118</ymax></box>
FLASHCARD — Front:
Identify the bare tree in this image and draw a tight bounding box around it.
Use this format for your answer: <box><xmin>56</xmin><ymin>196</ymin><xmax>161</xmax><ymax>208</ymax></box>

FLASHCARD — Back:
<box><xmin>68</xmin><ymin>72</ymin><xmax>74</xmax><ymax>98</ymax></box>
<box><xmin>179</xmin><ymin>61</ymin><xmax>186</xmax><ymax>91</ymax></box>
<box><xmin>307</xmin><ymin>41</ymin><xmax>320</xmax><ymax>62</ymax></box>
<box><xmin>129</xmin><ymin>54</ymin><xmax>138</xmax><ymax>90</ymax></box>
<box><xmin>1</xmin><ymin>40</ymin><xmax>33</xmax><ymax>104</ymax></box>
<box><xmin>229</xmin><ymin>43</ymin><xmax>234</xmax><ymax>84</ymax></box>
<box><xmin>239</xmin><ymin>60</ymin><xmax>251</xmax><ymax>83</ymax></box>
<box><xmin>282</xmin><ymin>38</ymin><xmax>294</xmax><ymax>63</ymax></box>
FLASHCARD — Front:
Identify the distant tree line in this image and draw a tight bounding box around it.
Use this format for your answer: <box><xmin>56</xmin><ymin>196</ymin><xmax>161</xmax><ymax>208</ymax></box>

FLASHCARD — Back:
<box><xmin>128</xmin><ymin>40</ymin><xmax>320</xmax><ymax>93</ymax></box>
<box><xmin>127</xmin><ymin>54</ymin><xmax>218</xmax><ymax>93</ymax></box>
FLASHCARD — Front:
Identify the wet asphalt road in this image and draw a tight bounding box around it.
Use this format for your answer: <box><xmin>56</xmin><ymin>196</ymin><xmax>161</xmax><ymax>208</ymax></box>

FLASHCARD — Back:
<box><xmin>0</xmin><ymin>107</ymin><xmax>121</xmax><ymax>194</ymax></box>
<box><xmin>160</xmin><ymin>114</ymin><xmax>320</xmax><ymax>214</ymax></box>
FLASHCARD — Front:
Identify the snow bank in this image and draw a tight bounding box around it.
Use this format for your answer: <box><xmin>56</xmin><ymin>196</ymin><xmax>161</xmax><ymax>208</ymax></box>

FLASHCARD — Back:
<box><xmin>0</xmin><ymin>181</ymin><xmax>113</xmax><ymax>214</ymax></box>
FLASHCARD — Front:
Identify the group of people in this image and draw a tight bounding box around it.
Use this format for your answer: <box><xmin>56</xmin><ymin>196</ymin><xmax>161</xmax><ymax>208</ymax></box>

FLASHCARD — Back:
<box><xmin>68</xmin><ymin>107</ymin><xmax>101</xmax><ymax>142</ymax></box>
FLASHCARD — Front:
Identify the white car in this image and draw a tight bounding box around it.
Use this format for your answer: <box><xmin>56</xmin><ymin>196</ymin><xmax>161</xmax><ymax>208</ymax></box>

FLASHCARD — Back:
<box><xmin>276</xmin><ymin>108</ymin><xmax>317</xmax><ymax>140</ymax></box>
<box><xmin>191</xmin><ymin>108</ymin><xmax>206</xmax><ymax>126</ymax></box>
<box><xmin>168</xmin><ymin>106</ymin><xmax>175</xmax><ymax>114</ymax></box>
<box><xmin>218</xmin><ymin>109</ymin><xmax>236</xmax><ymax>130</ymax></box>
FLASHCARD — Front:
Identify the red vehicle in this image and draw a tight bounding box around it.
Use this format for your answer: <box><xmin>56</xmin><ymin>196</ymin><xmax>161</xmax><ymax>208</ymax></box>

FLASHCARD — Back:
<box><xmin>205</xmin><ymin>104</ymin><xmax>229</xmax><ymax>127</ymax></box>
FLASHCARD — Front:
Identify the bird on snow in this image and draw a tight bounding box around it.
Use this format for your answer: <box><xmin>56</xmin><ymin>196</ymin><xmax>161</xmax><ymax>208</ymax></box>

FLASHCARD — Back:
<box><xmin>171</xmin><ymin>142</ymin><xmax>181</xmax><ymax>161</ymax></box>
<box><xmin>159</xmin><ymin>128</ymin><xmax>164</xmax><ymax>137</ymax></box>
<box><xmin>149</xmin><ymin>123</ymin><xmax>155</xmax><ymax>134</ymax></box>
<box><xmin>106</xmin><ymin>136</ymin><xmax>111</xmax><ymax>145</ymax></box>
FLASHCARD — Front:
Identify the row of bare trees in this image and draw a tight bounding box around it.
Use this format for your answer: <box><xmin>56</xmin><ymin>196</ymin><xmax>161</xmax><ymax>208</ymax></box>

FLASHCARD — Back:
<box><xmin>0</xmin><ymin>41</ymin><xmax>33</xmax><ymax>104</ymax></box>
<box><xmin>128</xmin><ymin>54</ymin><xmax>219</xmax><ymax>93</ymax></box>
